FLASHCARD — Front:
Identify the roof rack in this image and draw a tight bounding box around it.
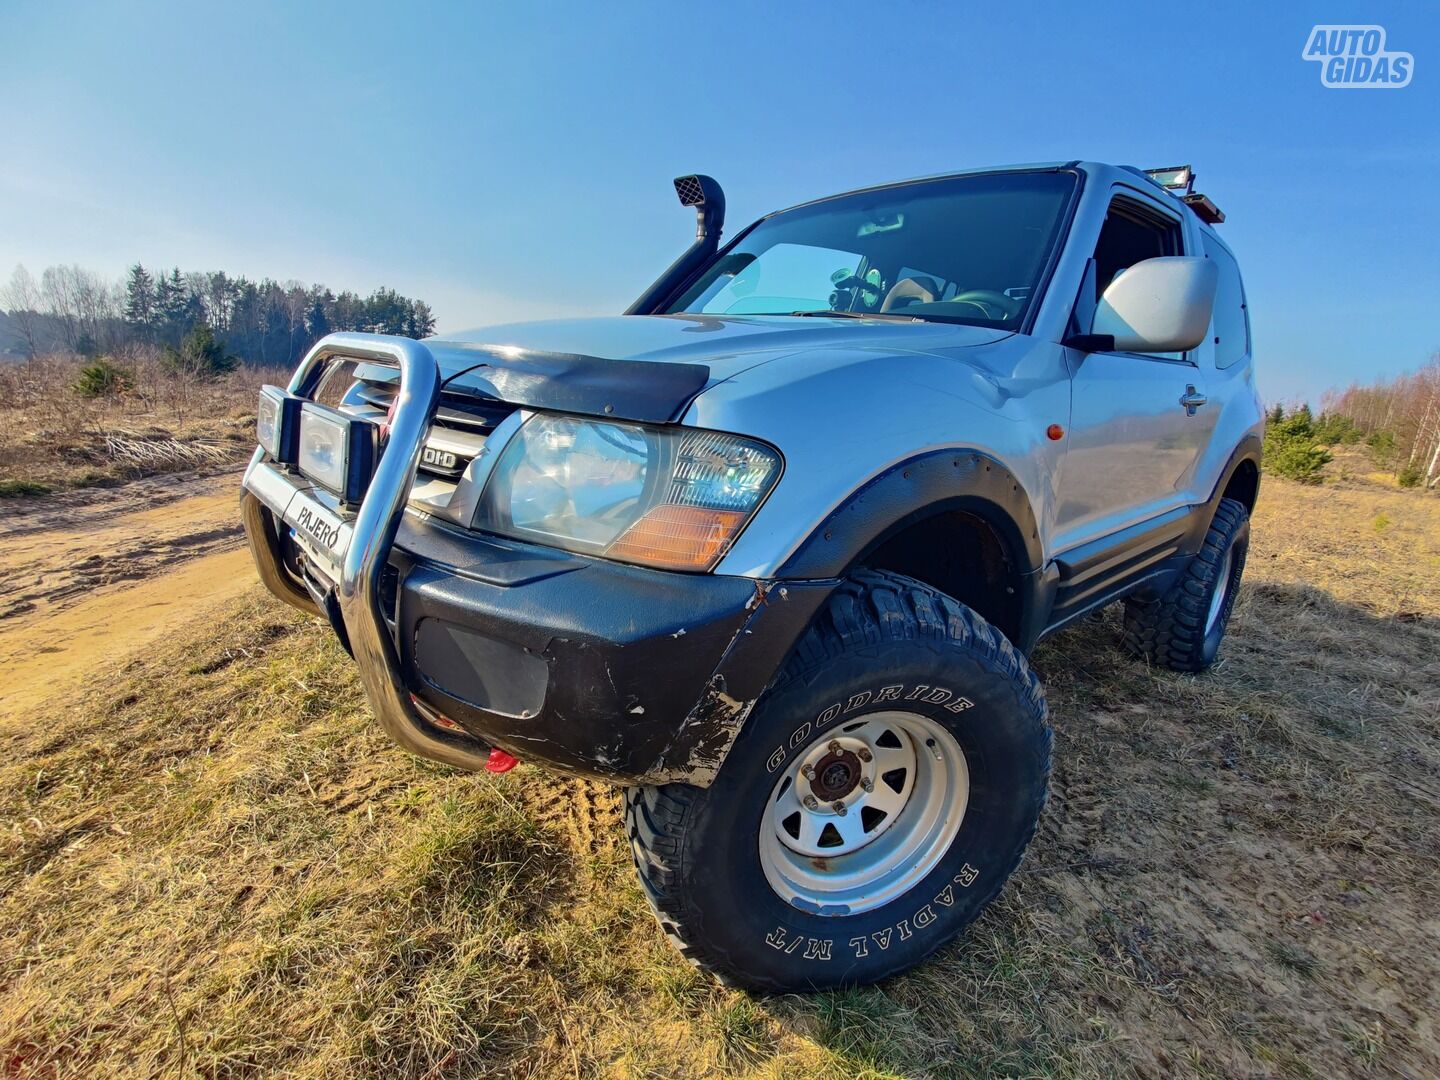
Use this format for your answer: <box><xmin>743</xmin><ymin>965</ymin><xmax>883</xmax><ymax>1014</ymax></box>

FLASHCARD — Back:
<box><xmin>1142</xmin><ymin>164</ymin><xmax>1225</xmax><ymax>224</ymax></box>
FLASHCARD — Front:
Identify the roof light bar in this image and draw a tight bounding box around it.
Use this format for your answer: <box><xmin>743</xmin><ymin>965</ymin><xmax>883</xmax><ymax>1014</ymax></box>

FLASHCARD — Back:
<box><xmin>1144</xmin><ymin>164</ymin><xmax>1225</xmax><ymax>224</ymax></box>
<box><xmin>1145</xmin><ymin>165</ymin><xmax>1194</xmax><ymax>194</ymax></box>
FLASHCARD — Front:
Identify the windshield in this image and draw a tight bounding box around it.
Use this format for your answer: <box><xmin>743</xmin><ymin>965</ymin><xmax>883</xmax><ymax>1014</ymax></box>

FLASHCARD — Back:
<box><xmin>667</xmin><ymin>171</ymin><xmax>1076</xmax><ymax>330</ymax></box>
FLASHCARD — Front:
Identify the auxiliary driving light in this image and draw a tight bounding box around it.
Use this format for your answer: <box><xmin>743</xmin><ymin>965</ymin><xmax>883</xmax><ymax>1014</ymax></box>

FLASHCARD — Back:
<box><xmin>297</xmin><ymin>401</ymin><xmax>379</xmax><ymax>504</ymax></box>
<box><xmin>256</xmin><ymin>384</ymin><xmax>302</xmax><ymax>465</ymax></box>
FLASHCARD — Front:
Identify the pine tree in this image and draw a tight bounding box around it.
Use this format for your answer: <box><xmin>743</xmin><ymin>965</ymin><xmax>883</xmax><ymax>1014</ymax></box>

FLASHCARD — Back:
<box><xmin>123</xmin><ymin>264</ymin><xmax>156</xmax><ymax>334</ymax></box>
<box><xmin>155</xmin><ymin>267</ymin><xmax>191</xmax><ymax>342</ymax></box>
<box><xmin>308</xmin><ymin>292</ymin><xmax>332</xmax><ymax>339</ymax></box>
<box><xmin>407</xmin><ymin>300</ymin><xmax>436</xmax><ymax>338</ymax></box>
<box><xmin>163</xmin><ymin>322</ymin><xmax>238</xmax><ymax>378</ymax></box>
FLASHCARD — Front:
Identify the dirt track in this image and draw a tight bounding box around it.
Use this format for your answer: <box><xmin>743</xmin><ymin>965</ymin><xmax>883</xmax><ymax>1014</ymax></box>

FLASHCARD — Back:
<box><xmin>0</xmin><ymin>471</ymin><xmax>252</xmax><ymax>721</ymax></box>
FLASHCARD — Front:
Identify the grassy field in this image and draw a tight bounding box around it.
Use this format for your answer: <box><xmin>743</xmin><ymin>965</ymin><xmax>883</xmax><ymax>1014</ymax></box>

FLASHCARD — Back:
<box><xmin>1</xmin><ymin>464</ymin><xmax>1437</xmax><ymax>1077</ymax></box>
<box><xmin>0</xmin><ymin>355</ymin><xmax>281</xmax><ymax>497</ymax></box>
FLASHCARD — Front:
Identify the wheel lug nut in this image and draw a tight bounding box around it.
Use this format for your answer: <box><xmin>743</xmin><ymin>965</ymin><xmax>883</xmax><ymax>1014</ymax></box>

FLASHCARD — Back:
<box><xmin>833</xmin><ymin>800</ymin><xmax>847</xmax><ymax>816</ymax></box>
<box><xmin>858</xmin><ymin>748</ymin><xmax>873</xmax><ymax>763</ymax></box>
<box><xmin>803</xmin><ymin>794</ymin><xmax>819</xmax><ymax>810</ymax></box>
<box><xmin>801</xmin><ymin>765</ymin><xmax>815</xmax><ymax>780</ymax></box>
<box><xmin>860</xmin><ymin>777</ymin><xmax>873</xmax><ymax>793</ymax></box>
<box><xmin>828</xmin><ymin>740</ymin><xmax>841</xmax><ymax>753</ymax></box>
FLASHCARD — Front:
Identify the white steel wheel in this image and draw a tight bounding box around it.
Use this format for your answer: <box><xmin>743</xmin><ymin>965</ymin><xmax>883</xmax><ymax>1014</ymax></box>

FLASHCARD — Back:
<box><xmin>759</xmin><ymin>710</ymin><xmax>969</xmax><ymax>916</ymax></box>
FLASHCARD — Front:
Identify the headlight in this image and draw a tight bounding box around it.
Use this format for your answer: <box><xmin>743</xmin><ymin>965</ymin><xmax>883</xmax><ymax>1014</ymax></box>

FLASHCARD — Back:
<box><xmin>256</xmin><ymin>385</ymin><xmax>301</xmax><ymax>464</ymax></box>
<box><xmin>474</xmin><ymin>414</ymin><xmax>780</xmax><ymax>571</ymax></box>
<box><xmin>297</xmin><ymin>401</ymin><xmax>378</xmax><ymax>504</ymax></box>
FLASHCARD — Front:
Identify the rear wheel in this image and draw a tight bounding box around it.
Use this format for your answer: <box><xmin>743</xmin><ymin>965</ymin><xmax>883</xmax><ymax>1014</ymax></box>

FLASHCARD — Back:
<box><xmin>626</xmin><ymin>569</ymin><xmax>1051</xmax><ymax>992</ymax></box>
<box><xmin>1123</xmin><ymin>497</ymin><xmax>1250</xmax><ymax>672</ymax></box>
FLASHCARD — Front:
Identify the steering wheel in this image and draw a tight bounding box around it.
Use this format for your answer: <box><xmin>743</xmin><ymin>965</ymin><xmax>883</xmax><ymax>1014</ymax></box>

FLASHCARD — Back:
<box><xmin>949</xmin><ymin>290</ymin><xmax>1019</xmax><ymax>320</ymax></box>
<box><xmin>830</xmin><ymin>275</ymin><xmax>884</xmax><ymax>299</ymax></box>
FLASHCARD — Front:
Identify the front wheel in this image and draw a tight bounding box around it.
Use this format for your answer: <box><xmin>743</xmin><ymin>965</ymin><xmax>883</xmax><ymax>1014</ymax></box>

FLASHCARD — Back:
<box><xmin>626</xmin><ymin>570</ymin><xmax>1051</xmax><ymax>992</ymax></box>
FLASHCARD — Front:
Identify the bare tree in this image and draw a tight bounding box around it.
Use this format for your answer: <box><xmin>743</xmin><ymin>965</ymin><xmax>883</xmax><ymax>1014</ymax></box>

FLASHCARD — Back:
<box><xmin>1</xmin><ymin>264</ymin><xmax>44</xmax><ymax>358</ymax></box>
<box><xmin>282</xmin><ymin>281</ymin><xmax>308</xmax><ymax>361</ymax></box>
<box><xmin>72</xmin><ymin>268</ymin><xmax>122</xmax><ymax>351</ymax></box>
<box><xmin>41</xmin><ymin>265</ymin><xmax>82</xmax><ymax>351</ymax></box>
<box><xmin>1329</xmin><ymin>352</ymin><xmax>1440</xmax><ymax>488</ymax></box>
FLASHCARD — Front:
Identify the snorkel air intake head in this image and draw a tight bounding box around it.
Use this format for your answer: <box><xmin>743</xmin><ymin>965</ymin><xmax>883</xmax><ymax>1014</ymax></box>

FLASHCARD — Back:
<box><xmin>673</xmin><ymin>174</ymin><xmax>726</xmax><ymax>242</ymax></box>
<box><xmin>625</xmin><ymin>173</ymin><xmax>728</xmax><ymax>315</ymax></box>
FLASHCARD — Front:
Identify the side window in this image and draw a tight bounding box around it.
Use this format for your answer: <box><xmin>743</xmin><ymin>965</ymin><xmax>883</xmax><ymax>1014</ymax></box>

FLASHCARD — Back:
<box><xmin>1090</xmin><ymin>197</ymin><xmax>1184</xmax><ymax>359</ymax></box>
<box><xmin>1203</xmin><ymin>236</ymin><xmax>1250</xmax><ymax>369</ymax></box>
<box><xmin>1092</xmin><ymin>198</ymin><xmax>1181</xmax><ymax>300</ymax></box>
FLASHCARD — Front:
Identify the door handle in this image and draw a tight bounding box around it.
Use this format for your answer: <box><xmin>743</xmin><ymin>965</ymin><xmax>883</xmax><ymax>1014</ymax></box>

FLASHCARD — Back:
<box><xmin>1179</xmin><ymin>385</ymin><xmax>1208</xmax><ymax>416</ymax></box>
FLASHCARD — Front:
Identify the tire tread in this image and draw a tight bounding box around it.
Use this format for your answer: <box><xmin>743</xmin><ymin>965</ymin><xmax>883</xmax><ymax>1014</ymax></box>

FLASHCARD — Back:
<box><xmin>626</xmin><ymin>568</ymin><xmax>1052</xmax><ymax>990</ymax></box>
<box><xmin>1122</xmin><ymin>497</ymin><xmax>1248</xmax><ymax>672</ymax></box>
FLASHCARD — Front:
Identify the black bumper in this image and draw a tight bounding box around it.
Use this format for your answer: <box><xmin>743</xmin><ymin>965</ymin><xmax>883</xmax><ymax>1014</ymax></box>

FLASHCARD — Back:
<box><xmin>386</xmin><ymin>513</ymin><xmax>832</xmax><ymax>785</ymax></box>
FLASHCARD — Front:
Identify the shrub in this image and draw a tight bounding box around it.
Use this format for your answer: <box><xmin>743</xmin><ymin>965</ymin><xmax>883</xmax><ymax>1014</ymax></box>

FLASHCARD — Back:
<box><xmin>1397</xmin><ymin>462</ymin><xmax>1424</xmax><ymax>488</ymax></box>
<box><xmin>0</xmin><ymin>479</ymin><xmax>53</xmax><ymax>498</ymax></box>
<box><xmin>162</xmin><ymin>323</ymin><xmax>238</xmax><ymax>379</ymax></box>
<box><xmin>73</xmin><ymin>358</ymin><xmax>135</xmax><ymax>398</ymax></box>
<box><xmin>1368</xmin><ymin>430</ymin><xmax>1398</xmax><ymax>469</ymax></box>
<box><xmin>1267</xmin><ymin>437</ymin><xmax>1332</xmax><ymax>484</ymax></box>
<box><xmin>1311</xmin><ymin>412</ymin><xmax>1362</xmax><ymax>446</ymax></box>
<box><xmin>1265</xmin><ymin>410</ymin><xmax>1332</xmax><ymax>484</ymax></box>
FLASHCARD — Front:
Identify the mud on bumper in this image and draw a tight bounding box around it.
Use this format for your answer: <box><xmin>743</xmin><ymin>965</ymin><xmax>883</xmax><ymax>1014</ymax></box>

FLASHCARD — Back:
<box><xmin>240</xmin><ymin>333</ymin><xmax>831</xmax><ymax>786</ymax></box>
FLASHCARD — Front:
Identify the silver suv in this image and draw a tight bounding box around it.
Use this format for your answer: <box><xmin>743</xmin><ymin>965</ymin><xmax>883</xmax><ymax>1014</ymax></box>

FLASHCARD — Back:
<box><xmin>241</xmin><ymin>161</ymin><xmax>1262</xmax><ymax>991</ymax></box>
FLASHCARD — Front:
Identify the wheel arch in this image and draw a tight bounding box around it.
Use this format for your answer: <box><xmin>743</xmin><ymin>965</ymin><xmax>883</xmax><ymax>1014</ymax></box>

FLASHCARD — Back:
<box><xmin>1218</xmin><ymin>448</ymin><xmax>1262</xmax><ymax>513</ymax></box>
<box><xmin>776</xmin><ymin>450</ymin><xmax>1045</xmax><ymax>649</ymax></box>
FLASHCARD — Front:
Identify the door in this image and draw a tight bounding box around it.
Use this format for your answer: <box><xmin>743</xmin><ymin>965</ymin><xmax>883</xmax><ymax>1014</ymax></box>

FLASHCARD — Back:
<box><xmin>1053</xmin><ymin>193</ymin><xmax>1217</xmax><ymax>555</ymax></box>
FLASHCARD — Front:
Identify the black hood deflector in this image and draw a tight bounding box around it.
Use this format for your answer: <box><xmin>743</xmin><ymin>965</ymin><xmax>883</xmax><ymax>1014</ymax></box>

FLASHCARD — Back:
<box><xmin>425</xmin><ymin>342</ymin><xmax>711</xmax><ymax>424</ymax></box>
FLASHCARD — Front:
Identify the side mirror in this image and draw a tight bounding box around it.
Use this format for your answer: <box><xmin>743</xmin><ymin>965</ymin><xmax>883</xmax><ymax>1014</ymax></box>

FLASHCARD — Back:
<box><xmin>1087</xmin><ymin>256</ymin><xmax>1217</xmax><ymax>353</ymax></box>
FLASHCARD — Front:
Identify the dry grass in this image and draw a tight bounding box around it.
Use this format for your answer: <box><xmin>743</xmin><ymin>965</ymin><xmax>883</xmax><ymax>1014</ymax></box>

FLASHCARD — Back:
<box><xmin>0</xmin><ymin>352</ymin><xmax>285</xmax><ymax>496</ymax></box>
<box><xmin>1</xmin><ymin>477</ymin><xmax>1438</xmax><ymax>1078</ymax></box>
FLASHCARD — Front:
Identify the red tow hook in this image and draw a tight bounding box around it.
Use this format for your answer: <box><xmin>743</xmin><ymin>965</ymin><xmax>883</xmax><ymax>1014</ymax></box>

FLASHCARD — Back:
<box><xmin>485</xmin><ymin>748</ymin><xmax>519</xmax><ymax>774</ymax></box>
<box><xmin>409</xmin><ymin>695</ymin><xmax>519</xmax><ymax>773</ymax></box>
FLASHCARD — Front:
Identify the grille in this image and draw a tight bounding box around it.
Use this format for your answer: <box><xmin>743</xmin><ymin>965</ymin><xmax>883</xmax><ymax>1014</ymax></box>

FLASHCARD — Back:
<box><xmin>343</xmin><ymin>363</ymin><xmax>518</xmax><ymax>479</ymax></box>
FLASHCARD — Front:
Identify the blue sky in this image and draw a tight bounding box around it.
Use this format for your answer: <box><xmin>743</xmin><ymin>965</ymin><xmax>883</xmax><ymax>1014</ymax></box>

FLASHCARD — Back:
<box><xmin>0</xmin><ymin>0</ymin><xmax>1435</xmax><ymax>402</ymax></box>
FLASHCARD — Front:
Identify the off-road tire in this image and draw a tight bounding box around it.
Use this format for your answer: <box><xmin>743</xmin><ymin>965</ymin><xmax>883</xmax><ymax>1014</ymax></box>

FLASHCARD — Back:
<box><xmin>1122</xmin><ymin>497</ymin><xmax>1249</xmax><ymax>672</ymax></box>
<box><xmin>625</xmin><ymin>569</ymin><xmax>1051</xmax><ymax>992</ymax></box>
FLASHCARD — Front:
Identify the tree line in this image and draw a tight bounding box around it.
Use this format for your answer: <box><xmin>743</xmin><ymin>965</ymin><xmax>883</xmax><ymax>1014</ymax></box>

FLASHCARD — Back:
<box><xmin>1265</xmin><ymin>354</ymin><xmax>1440</xmax><ymax>489</ymax></box>
<box><xmin>1</xmin><ymin>262</ymin><xmax>436</xmax><ymax>367</ymax></box>
<box><xmin>1322</xmin><ymin>355</ymin><xmax>1440</xmax><ymax>489</ymax></box>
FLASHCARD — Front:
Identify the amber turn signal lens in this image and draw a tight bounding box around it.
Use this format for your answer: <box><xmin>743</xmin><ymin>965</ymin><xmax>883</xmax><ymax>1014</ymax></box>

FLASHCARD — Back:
<box><xmin>605</xmin><ymin>504</ymin><xmax>746</xmax><ymax>572</ymax></box>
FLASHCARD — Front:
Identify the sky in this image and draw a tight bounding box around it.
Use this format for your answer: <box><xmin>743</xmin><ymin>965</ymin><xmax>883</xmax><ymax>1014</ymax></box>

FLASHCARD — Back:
<box><xmin>0</xmin><ymin>0</ymin><xmax>1436</xmax><ymax>403</ymax></box>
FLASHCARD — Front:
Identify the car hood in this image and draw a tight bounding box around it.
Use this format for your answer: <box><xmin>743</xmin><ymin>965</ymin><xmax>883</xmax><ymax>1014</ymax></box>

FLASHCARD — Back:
<box><xmin>429</xmin><ymin>314</ymin><xmax>1011</xmax><ymax>386</ymax></box>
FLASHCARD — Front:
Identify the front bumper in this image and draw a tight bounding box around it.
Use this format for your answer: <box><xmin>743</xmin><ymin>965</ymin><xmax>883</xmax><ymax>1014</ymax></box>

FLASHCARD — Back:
<box><xmin>240</xmin><ymin>333</ymin><xmax>831</xmax><ymax>785</ymax></box>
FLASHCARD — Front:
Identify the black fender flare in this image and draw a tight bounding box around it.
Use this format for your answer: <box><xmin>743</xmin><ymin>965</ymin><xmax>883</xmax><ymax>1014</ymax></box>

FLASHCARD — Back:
<box><xmin>777</xmin><ymin>449</ymin><xmax>1043</xmax><ymax>581</ymax></box>
<box><xmin>1206</xmin><ymin>433</ymin><xmax>1264</xmax><ymax>514</ymax></box>
<box><xmin>776</xmin><ymin>449</ymin><xmax>1044</xmax><ymax>653</ymax></box>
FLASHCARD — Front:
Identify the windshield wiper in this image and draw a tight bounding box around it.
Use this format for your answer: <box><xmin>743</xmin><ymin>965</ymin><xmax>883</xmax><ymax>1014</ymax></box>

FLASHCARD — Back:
<box><xmin>787</xmin><ymin>310</ymin><xmax>921</xmax><ymax>322</ymax></box>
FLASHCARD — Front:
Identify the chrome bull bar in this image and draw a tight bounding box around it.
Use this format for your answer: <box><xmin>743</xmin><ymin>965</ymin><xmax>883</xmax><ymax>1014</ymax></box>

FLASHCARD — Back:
<box><xmin>239</xmin><ymin>332</ymin><xmax>495</xmax><ymax>772</ymax></box>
